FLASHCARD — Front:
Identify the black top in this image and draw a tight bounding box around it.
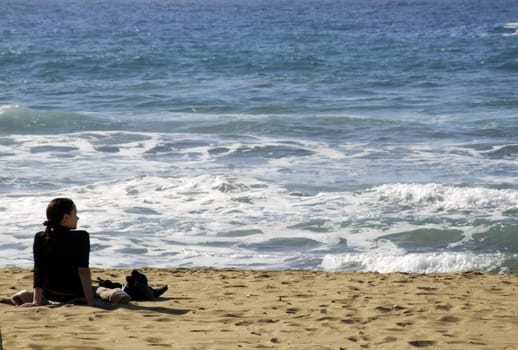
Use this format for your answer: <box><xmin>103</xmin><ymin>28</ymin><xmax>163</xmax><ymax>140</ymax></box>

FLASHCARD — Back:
<box><xmin>33</xmin><ymin>226</ymin><xmax>90</xmax><ymax>300</ymax></box>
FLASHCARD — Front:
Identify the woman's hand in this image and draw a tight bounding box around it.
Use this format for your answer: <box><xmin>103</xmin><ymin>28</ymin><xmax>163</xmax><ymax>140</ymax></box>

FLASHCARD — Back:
<box><xmin>19</xmin><ymin>302</ymin><xmax>40</xmax><ymax>307</ymax></box>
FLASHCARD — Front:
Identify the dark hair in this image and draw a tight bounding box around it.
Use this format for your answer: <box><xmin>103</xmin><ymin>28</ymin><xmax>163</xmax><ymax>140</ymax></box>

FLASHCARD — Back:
<box><xmin>43</xmin><ymin>198</ymin><xmax>76</xmax><ymax>237</ymax></box>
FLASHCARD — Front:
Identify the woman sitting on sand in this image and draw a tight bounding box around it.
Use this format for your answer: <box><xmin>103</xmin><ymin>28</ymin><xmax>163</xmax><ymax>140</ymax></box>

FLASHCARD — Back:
<box><xmin>3</xmin><ymin>198</ymin><xmax>105</xmax><ymax>307</ymax></box>
<box><xmin>2</xmin><ymin>198</ymin><xmax>167</xmax><ymax>307</ymax></box>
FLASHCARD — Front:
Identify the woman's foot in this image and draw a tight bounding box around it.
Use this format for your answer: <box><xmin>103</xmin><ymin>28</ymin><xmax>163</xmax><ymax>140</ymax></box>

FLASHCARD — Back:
<box><xmin>2</xmin><ymin>290</ymin><xmax>34</xmax><ymax>306</ymax></box>
<box><xmin>0</xmin><ymin>297</ymin><xmax>16</xmax><ymax>305</ymax></box>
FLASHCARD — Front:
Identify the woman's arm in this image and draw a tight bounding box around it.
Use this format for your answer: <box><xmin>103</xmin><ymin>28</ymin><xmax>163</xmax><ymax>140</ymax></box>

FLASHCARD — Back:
<box><xmin>21</xmin><ymin>234</ymin><xmax>46</xmax><ymax>307</ymax></box>
<box><xmin>78</xmin><ymin>267</ymin><xmax>96</xmax><ymax>305</ymax></box>
<box><xmin>33</xmin><ymin>287</ymin><xmax>43</xmax><ymax>304</ymax></box>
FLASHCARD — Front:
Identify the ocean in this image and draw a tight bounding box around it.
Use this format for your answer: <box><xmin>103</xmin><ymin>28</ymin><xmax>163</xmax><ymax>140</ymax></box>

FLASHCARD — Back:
<box><xmin>1</xmin><ymin>0</ymin><xmax>517</xmax><ymax>273</ymax></box>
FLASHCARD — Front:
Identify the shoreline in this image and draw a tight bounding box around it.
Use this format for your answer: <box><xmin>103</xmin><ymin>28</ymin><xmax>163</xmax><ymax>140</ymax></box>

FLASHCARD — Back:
<box><xmin>1</xmin><ymin>267</ymin><xmax>517</xmax><ymax>349</ymax></box>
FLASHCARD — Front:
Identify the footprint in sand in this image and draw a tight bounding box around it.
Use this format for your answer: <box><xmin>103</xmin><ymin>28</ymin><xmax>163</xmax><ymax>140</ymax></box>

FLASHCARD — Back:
<box><xmin>286</xmin><ymin>307</ymin><xmax>300</xmax><ymax>314</ymax></box>
<box><xmin>409</xmin><ymin>340</ymin><xmax>436</xmax><ymax>347</ymax></box>
<box><xmin>375</xmin><ymin>305</ymin><xmax>407</xmax><ymax>312</ymax></box>
<box><xmin>435</xmin><ymin>303</ymin><xmax>452</xmax><ymax>311</ymax></box>
<box><xmin>439</xmin><ymin>315</ymin><xmax>461</xmax><ymax>323</ymax></box>
<box><xmin>341</xmin><ymin>318</ymin><xmax>356</xmax><ymax>324</ymax></box>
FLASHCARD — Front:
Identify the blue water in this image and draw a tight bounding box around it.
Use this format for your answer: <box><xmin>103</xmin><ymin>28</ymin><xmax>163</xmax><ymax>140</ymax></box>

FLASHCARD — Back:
<box><xmin>1</xmin><ymin>0</ymin><xmax>517</xmax><ymax>273</ymax></box>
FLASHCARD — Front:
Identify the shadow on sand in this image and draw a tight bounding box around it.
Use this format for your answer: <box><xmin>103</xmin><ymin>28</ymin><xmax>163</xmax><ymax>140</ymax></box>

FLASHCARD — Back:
<box><xmin>74</xmin><ymin>297</ymin><xmax>192</xmax><ymax>315</ymax></box>
<box><xmin>119</xmin><ymin>303</ymin><xmax>191</xmax><ymax>315</ymax></box>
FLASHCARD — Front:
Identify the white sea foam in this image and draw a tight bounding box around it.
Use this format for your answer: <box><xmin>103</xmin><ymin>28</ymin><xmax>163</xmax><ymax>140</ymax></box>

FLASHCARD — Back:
<box><xmin>503</xmin><ymin>22</ymin><xmax>518</xmax><ymax>36</ymax></box>
<box><xmin>373</xmin><ymin>183</ymin><xmax>518</xmax><ymax>217</ymax></box>
<box><xmin>1</xmin><ymin>128</ymin><xmax>517</xmax><ymax>272</ymax></box>
<box><xmin>321</xmin><ymin>252</ymin><xmax>507</xmax><ymax>273</ymax></box>
<box><xmin>0</xmin><ymin>104</ymin><xmax>19</xmax><ymax>114</ymax></box>
<box><xmin>1</xmin><ymin>173</ymin><xmax>516</xmax><ymax>271</ymax></box>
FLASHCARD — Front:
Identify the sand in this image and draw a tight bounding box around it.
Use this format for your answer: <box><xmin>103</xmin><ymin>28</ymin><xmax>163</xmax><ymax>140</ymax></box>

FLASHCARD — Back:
<box><xmin>0</xmin><ymin>267</ymin><xmax>517</xmax><ymax>350</ymax></box>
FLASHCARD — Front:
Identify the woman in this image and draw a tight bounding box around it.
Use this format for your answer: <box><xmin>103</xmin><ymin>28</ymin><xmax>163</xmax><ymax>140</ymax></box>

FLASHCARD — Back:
<box><xmin>1</xmin><ymin>198</ymin><xmax>132</xmax><ymax>307</ymax></box>
<box><xmin>15</xmin><ymin>198</ymin><xmax>98</xmax><ymax>306</ymax></box>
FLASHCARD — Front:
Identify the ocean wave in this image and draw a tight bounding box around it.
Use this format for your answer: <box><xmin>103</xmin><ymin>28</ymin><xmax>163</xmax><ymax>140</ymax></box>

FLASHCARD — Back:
<box><xmin>373</xmin><ymin>183</ymin><xmax>518</xmax><ymax>213</ymax></box>
<box><xmin>0</xmin><ymin>105</ymin><xmax>113</xmax><ymax>134</ymax></box>
<box><xmin>321</xmin><ymin>251</ymin><xmax>509</xmax><ymax>273</ymax></box>
<box><xmin>1</xmin><ymin>174</ymin><xmax>517</xmax><ymax>272</ymax></box>
<box><xmin>502</xmin><ymin>22</ymin><xmax>518</xmax><ymax>36</ymax></box>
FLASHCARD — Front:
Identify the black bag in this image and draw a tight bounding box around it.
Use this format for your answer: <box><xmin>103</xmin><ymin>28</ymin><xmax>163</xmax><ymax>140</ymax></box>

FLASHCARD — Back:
<box><xmin>97</xmin><ymin>269</ymin><xmax>168</xmax><ymax>301</ymax></box>
<box><xmin>123</xmin><ymin>270</ymin><xmax>155</xmax><ymax>301</ymax></box>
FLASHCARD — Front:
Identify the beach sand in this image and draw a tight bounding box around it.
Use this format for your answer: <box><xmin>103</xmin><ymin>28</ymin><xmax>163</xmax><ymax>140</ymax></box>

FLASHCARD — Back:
<box><xmin>0</xmin><ymin>267</ymin><xmax>517</xmax><ymax>350</ymax></box>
